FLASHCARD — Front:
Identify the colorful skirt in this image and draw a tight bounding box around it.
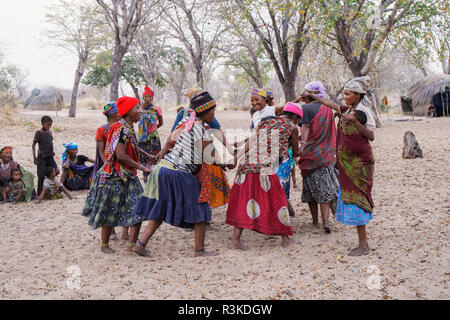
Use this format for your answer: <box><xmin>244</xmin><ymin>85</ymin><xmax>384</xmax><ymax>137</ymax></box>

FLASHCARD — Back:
<box><xmin>132</xmin><ymin>160</ymin><xmax>211</xmax><ymax>229</ymax></box>
<box><xmin>82</xmin><ymin>170</ymin><xmax>143</xmax><ymax>230</ymax></box>
<box><xmin>226</xmin><ymin>172</ymin><xmax>293</xmax><ymax>236</ymax></box>
<box><xmin>336</xmin><ymin>188</ymin><xmax>373</xmax><ymax>226</ymax></box>
<box><xmin>64</xmin><ymin>164</ymin><xmax>94</xmax><ymax>191</ymax></box>
<box><xmin>204</xmin><ymin>164</ymin><xmax>230</xmax><ymax>208</ymax></box>
<box><xmin>277</xmin><ymin>157</ymin><xmax>292</xmax><ymax>199</ymax></box>
<box><xmin>138</xmin><ymin>134</ymin><xmax>161</xmax><ymax>171</ymax></box>
<box><xmin>302</xmin><ymin>165</ymin><xmax>339</xmax><ymax>203</ymax></box>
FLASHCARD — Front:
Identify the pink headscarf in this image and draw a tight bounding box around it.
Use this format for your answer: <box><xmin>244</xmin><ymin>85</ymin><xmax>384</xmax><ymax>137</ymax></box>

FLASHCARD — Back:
<box><xmin>283</xmin><ymin>102</ymin><xmax>303</xmax><ymax>118</ymax></box>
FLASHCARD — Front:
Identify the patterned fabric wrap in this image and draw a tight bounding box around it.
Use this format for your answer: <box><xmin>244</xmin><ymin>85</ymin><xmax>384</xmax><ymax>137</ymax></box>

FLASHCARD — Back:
<box><xmin>301</xmin><ymin>165</ymin><xmax>339</xmax><ymax>203</ymax></box>
<box><xmin>336</xmin><ymin>106</ymin><xmax>375</xmax><ymax>213</ymax></box>
<box><xmin>103</xmin><ymin>102</ymin><xmax>118</xmax><ymax>116</ymax></box>
<box><xmin>100</xmin><ymin>118</ymin><xmax>139</xmax><ymax>186</ymax></box>
<box><xmin>277</xmin><ymin>157</ymin><xmax>292</xmax><ymax>199</ymax></box>
<box><xmin>298</xmin><ymin>105</ymin><xmax>337</xmax><ymax>177</ymax></box>
<box><xmin>238</xmin><ymin>117</ymin><xmax>295</xmax><ymax>176</ymax></box>
<box><xmin>64</xmin><ymin>163</ymin><xmax>94</xmax><ymax>191</ymax></box>
<box><xmin>82</xmin><ymin>169</ymin><xmax>143</xmax><ymax>230</ymax></box>
<box><xmin>336</xmin><ymin>187</ymin><xmax>373</xmax><ymax>226</ymax></box>
<box><xmin>251</xmin><ymin>89</ymin><xmax>268</xmax><ymax>98</ymax></box>
<box><xmin>304</xmin><ymin>81</ymin><xmax>325</xmax><ymax>98</ymax></box>
<box><xmin>62</xmin><ymin>142</ymin><xmax>78</xmax><ymax>165</ymax></box>
<box><xmin>138</xmin><ymin>136</ymin><xmax>161</xmax><ymax>171</ymax></box>
<box><xmin>207</xmin><ymin>164</ymin><xmax>230</xmax><ymax>209</ymax></box>
<box><xmin>194</xmin><ymin>99</ymin><xmax>216</xmax><ymax>115</ymax></box>
<box><xmin>186</xmin><ymin>86</ymin><xmax>203</xmax><ymax>99</ymax></box>
<box><xmin>0</xmin><ymin>146</ymin><xmax>12</xmax><ymax>154</ymax></box>
<box><xmin>137</xmin><ymin>105</ymin><xmax>160</xmax><ymax>143</ymax></box>
<box><xmin>226</xmin><ymin>172</ymin><xmax>293</xmax><ymax>236</ymax></box>
<box><xmin>132</xmin><ymin>159</ymin><xmax>211</xmax><ymax>229</ymax></box>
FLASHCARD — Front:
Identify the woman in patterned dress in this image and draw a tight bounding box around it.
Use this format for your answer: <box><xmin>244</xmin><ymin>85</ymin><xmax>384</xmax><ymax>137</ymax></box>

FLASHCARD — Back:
<box><xmin>301</xmin><ymin>76</ymin><xmax>376</xmax><ymax>256</ymax></box>
<box><xmin>137</xmin><ymin>86</ymin><xmax>163</xmax><ymax>183</ymax></box>
<box><xmin>226</xmin><ymin>89</ymin><xmax>300</xmax><ymax>249</ymax></box>
<box><xmin>82</xmin><ymin>97</ymin><xmax>151</xmax><ymax>254</ymax></box>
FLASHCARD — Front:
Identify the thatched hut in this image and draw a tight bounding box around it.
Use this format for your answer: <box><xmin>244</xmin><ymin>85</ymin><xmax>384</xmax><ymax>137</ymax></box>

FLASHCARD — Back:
<box><xmin>406</xmin><ymin>74</ymin><xmax>450</xmax><ymax>116</ymax></box>
<box><xmin>24</xmin><ymin>87</ymin><xmax>64</xmax><ymax>111</ymax></box>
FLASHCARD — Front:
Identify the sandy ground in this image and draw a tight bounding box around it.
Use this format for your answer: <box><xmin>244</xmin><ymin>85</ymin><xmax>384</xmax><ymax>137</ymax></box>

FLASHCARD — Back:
<box><xmin>0</xmin><ymin>108</ymin><xmax>449</xmax><ymax>300</ymax></box>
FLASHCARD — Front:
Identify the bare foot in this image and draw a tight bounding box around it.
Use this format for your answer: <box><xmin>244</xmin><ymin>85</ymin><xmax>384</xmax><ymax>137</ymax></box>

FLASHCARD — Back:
<box><xmin>232</xmin><ymin>239</ymin><xmax>248</xmax><ymax>250</ymax></box>
<box><xmin>194</xmin><ymin>249</ymin><xmax>219</xmax><ymax>257</ymax></box>
<box><xmin>323</xmin><ymin>224</ymin><xmax>331</xmax><ymax>234</ymax></box>
<box><xmin>132</xmin><ymin>243</ymin><xmax>150</xmax><ymax>257</ymax></box>
<box><xmin>348</xmin><ymin>244</ymin><xmax>370</xmax><ymax>256</ymax></box>
<box><xmin>282</xmin><ymin>236</ymin><xmax>300</xmax><ymax>248</ymax></box>
<box><xmin>101</xmin><ymin>246</ymin><xmax>115</xmax><ymax>254</ymax></box>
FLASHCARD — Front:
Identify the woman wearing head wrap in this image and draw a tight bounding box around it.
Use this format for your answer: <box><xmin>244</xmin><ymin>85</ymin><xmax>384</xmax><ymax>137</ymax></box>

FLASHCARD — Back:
<box><xmin>226</xmin><ymin>92</ymin><xmax>301</xmax><ymax>250</ymax></box>
<box><xmin>0</xmin><ymin>147</ymin><xmax>35</xmax><ymax>203</ymax></box>
<box><xmin>137</xmin><ymin>87</ymin><xmax>163</xmax><ymax>184</ymax></box>
<box><xmin>60</xmin><ymin>142</ymin><xmax>94</xmax><ymax>191</ymax></box>
<box><xmin>301</xmin><ymin>76</ymin><xmax>376</xmax><ymax>256</ymax></box>
<box><xmin>296</xmin><ymin>81</ymin><xmax>339</xmax><ymax>234</ymax></box>
<box><xmin>93</xmin><ymin>102</ymin><xmax>121</xmax><ymax>177</ymax></box>
<box><xmin>82</xmin><ymin>97</ymin><xmax>151</xmax><ymax>254</ymax></box>
<box><xmin>130</xmin><ymin>91</ymin><xmax>230</xmax><ymax>258</ymax></box>
<box><xmin>167</xmin><ymin>86</ymin><xmax>231</xmax><ymax>211</ymax></box>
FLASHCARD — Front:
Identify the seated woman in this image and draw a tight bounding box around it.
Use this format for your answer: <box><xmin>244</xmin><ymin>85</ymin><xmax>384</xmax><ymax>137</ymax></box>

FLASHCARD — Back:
<box><xmin>60</xmin><ymin>143</ymin><xmax>94</xmax><ymax>191</ymax></box>
<box><xmin>0</xmin><ymin>146</ymin><xmax>35</xmax><ymax>203</ymax></box>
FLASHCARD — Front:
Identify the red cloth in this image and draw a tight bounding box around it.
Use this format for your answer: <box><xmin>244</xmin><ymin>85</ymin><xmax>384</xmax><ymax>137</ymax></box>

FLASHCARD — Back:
<box><xmin>95</xmin><ymin>126</ymin><xmax>107</xmax><ymax>142</ymax></box>
<box><xmin>103</xmin><ymin>120</ymin><xmax>139</xmax><ymax>178</ymax></box>
<box><xmin>298</xmin><ymin>105</ymin><xmax>337</xmax><ymax>177</ymax></box>
<box><xmin>117</xmin><ymin>97</ymin><xmax>139</xmax><ymax>117</ymax></box>
<box><xmin>226</xmin><ymin>173</ymin><xmax>293</xmax><ymax>236</ymax></box>
<box><xmin>143</xmin><ymin>86</ymin><xmax>154</xmax><ymax>97</ymax></box>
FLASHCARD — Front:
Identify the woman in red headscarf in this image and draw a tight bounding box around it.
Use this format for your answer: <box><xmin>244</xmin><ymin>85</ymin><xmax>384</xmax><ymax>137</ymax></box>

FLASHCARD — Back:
<box><xmin>82</xmin><ymin>97</ymin><xmax>151</xmax><ymax>254</ymax></box>
<box><xmin>137</xmin><ymin>86</ymin><xmax>163</xmax><ymax>183</ymax></box>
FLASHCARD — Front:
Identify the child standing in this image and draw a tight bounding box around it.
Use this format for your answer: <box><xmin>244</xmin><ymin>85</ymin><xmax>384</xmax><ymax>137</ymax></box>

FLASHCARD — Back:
<box><xmin>3</xmin><ymin>168</ymin><xmax>24</xmax><ymax>204</ymax></box>
<box><xmin>33</xmin><ymin>116</ymin><xmax>58</xmax><ymax>196</ymax></box>
<box><xmin>37</xmin><ymin>167</ymin><xmax>73</xmax><ymax>203</ymax></box>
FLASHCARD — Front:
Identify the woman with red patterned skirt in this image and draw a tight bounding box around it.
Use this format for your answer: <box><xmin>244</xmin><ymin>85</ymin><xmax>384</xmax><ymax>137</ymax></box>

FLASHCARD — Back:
<box><xmin>226</xmin><ymin>89</ymin><xmax>300</xmax><ymax>249</ymax></box>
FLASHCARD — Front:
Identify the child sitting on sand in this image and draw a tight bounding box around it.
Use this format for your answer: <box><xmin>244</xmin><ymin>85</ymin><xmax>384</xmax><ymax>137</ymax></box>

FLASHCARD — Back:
<box><xmin>36</xmin><ymin>167</ymin><xmax>73</xmax><ymax>203</ymax></box>
<box><xmin>2</xmin><ymin>168</ymin><xmax>24</xmax><ymax>204</ymax></box>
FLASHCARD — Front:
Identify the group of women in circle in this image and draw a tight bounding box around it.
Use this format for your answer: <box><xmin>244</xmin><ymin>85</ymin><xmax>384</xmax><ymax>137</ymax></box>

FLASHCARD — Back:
<box><xmin>83</xmin><ymin>76</ymin><xmax>376</xmax><ymax>258</ymax></box>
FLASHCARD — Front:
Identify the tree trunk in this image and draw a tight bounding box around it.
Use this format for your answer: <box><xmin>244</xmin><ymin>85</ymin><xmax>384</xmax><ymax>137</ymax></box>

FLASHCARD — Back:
<box><xmin>110</xmin><ymin>47</ymin><xmax>126</xmax><ymax>101</ymax></box>
<box><xmin>69</xmin><ymin>59</ymin><xmax>85</xmax><ymax>118</ymax></box>
<box><xmin>129</xmin><ymin>81</ymin><xmax>140</xmax><ymax>100</ymax></box>
<box><xmin>281</xmin><ymin>73</ymin><xmax>297</xmax><ymax>102</ymax></box>
<box><xmin>195</xmin><ymin>61</ymin><xmax>204</xmax><ymax>88</ymax></box>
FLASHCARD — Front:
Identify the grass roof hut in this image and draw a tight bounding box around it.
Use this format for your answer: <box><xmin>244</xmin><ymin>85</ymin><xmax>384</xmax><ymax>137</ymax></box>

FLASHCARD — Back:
<box><xmin>406</xmin><ymin>74</ymin><xmax>450</xmax><ymax>116</ymax></box>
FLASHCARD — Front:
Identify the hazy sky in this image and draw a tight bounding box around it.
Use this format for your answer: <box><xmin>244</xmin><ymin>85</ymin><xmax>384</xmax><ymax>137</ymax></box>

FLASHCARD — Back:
<box><xmin>0</xmin><ymin>0</ymin><xmax>77</xmax><ymax>90</ymax></box>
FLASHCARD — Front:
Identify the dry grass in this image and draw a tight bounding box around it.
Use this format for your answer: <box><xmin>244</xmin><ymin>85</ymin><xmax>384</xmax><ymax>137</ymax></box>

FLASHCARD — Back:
<box><xmin>76</xmin><ymin>97</ymin><xmax>106</xmax><ymax>111</ymax></box>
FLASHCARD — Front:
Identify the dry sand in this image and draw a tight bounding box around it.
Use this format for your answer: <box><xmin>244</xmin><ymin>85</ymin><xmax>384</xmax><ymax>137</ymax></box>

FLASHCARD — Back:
<box><xmin>0</xmin><ymin>109</ymin><xmax>449</xmax><ymax>300</ymax></box>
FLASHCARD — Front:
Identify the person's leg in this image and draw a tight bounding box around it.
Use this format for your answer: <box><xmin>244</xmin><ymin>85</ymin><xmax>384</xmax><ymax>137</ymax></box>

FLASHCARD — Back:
<box><xmin>37</xmin><ymin>160</ymin><xmax>45</xmax><ymax>195</ymax></box>
<box><xmin>308</xmin><ymin>202</ymin><xmax>319</xmax><ymax>227</ymax></box>
<box><xmin>288</xmin><ymin>200</ymin><xmax>296</xmax><ymax>217</ymax></box>
<box><xmin>132</xmin><ymin>219</ymin><xmax>164</xmax><ymax>256</ymax></box>
<box><xmin>319</xmin><ymin>202</ymin><xmax>331</xmax><ymax>233</ymax></box>
<box><xmin>60</xmin><ymin>169</ymin><xmax>68</xmax><ymax>188</ymax></box>
<box><xmin>194</xmin><ymin>222</ymin><xmax>219</xmax><ymax>257</ymax></box>
<box><xmin>101</xmin><ymin>227</ymin><xmax>114</xmax><ymax>254</ymax></box>
<box><xmin>121</xmin><ymin>227</ymin><xmax>129</xmax><ymax>241</ymax></box>
<box><xmin>348</xmin><ymin>225</ymin><xmax>370</xmax><ymax>256</ymax></box>
<box><xmin>291</xmin><ymin>166</ymin><xmax>298</xmax><ymax>189</ymax></box>
<box><xmin>232</xmin><ymin>227</ymin><xmax>246</xmax><ymax>250</ymax></box>
<box><xmin>281</xmin><ymin>235</ymin><xmax>299</xmax><ymax>248</ymax></box>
